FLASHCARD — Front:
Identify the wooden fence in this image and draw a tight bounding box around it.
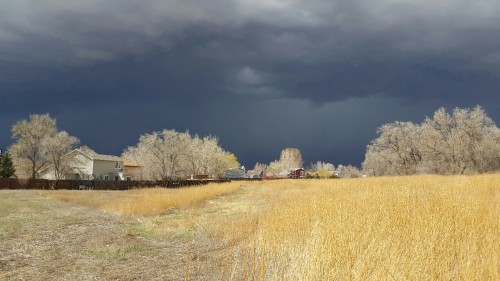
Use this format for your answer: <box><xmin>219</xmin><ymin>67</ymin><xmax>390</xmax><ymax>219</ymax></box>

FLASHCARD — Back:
<box><xmin>0</xmin><ymin>178</ymin><xmax>231</xmax><ymax>190</ymax></box>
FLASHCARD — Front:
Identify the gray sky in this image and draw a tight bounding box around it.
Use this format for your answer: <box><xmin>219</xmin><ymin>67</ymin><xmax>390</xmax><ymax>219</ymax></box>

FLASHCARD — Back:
<box><xmin>1</xmin><ymin>0</ymin><xmax>499</xmax><ymax>167</ymax></box>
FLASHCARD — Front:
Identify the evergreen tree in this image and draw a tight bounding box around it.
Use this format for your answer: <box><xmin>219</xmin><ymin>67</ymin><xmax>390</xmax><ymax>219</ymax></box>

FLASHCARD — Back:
<box><xmin>0</xmin><ymin>153</ymin><xmax>16</xmax><ymax>178</ymax></box>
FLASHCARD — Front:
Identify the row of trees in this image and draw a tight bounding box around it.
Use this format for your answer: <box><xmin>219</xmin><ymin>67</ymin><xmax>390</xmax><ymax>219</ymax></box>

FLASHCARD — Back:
<box><xmin>251</xmin><ymin>148</ymin><xmax>310</xmax><ymax>177</ymax></box>
<box><xmin>363</xmin><ymin>106</ymin><xmax>500</xmax><ymax>176</ymax></box>
<box><xmin>6</xmin><ymin>114</ymin><xmax>239</xmax><ymax>180</ymax></box>
<box><xmin>122</xmin><ymin>130</ymin><xmax>240</xmax><ymax>180</ymax></box>
<box><xmin>306</xmin><ymin>162</ymin><xmax>362</xmax><ymax>178</ymax></box>
<box><xmin>9</xmin><ymin>114</ymin><xmax>80</xmax><ymax>179</ymax></box>
<box><xmin>5</xmin><ymin>106</ymin><xmax>499</xmax><ymax>180</ymax></box>
<box><xmin>250</xmin><ymin>148</ymin><xmax>363</xmax><ymax>178</ymax></box>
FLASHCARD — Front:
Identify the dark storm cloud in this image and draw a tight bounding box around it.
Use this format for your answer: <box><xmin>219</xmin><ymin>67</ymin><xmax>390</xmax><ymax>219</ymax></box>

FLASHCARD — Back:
<box><xmin>3</xmin><ymin>0</ymin><xmax>500</xmax><ymax>102</ymax></box>
<box><xmin>1</xmin><ymin>0</ymin><xmax>500</xmax><ymax>166</ymax></box>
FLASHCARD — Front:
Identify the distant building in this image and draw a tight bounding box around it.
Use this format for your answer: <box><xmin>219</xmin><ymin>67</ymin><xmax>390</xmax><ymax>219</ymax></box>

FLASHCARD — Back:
<box><xmin>246</xmin><ymin>169</ymin><xmax>263</xmax><ymax>179</ymax></box>
<box><xmin>279</xmin><ymin>168</ymin><xmax>306</xmax><ymax>179</ymax></box>
<box><xmin>224</xmin><ymin>166</ymin><xmax>246</xmax><ymax>179</ymax></box>
<box><xmin>123</xmin><ymin>160</ymin><xmax>144</xmax><ymax>181</ymax></box>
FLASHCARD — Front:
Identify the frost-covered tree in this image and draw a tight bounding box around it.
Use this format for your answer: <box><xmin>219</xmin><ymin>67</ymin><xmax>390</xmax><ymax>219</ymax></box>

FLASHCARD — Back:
<box><xmin>419</xmin><ymin>106</ymin><xmax>499</xmax><ymax>174</ymax></box>
<box><xmin>43</xmin><ymin>131</ymin><xmax>80</xmax><ymax>179</ymax></box>
<box><xmin>124</xmin><ymin>130</ymin><xmax>191</xmax><ymax>180</ymax></box>
<box><xmin>123</xmin><ymin>129</ymin><xmax>238</xmax><ymax>180</ymax></box>
<box><xmin>364</xmin><ymin>121</ymin><xmax>423</xmax><ymax>176</ymax></box>
<box><xmin>10</xmin><ymin>114</ymin><xmax>57</xmax><ymax>179</ymax></box>
<box><xmin>266</xmin><ymin>160</ymin><xmax>284</xmax><ymax>177</ymax></box>
<box><xmin>10</xmin><ymin>114</ymin><xmax>81</xmax><ymax>179</ymax></box>
<box><xmin>337</xmin><ymin>164</ymin><xmax>362</xmax><ymax>178</ymax></box>
<box><xmin>279</xmin><ymin>148</ymin><xmax>303</xmax><ymax>170</ymax></box>
<box><xmin>264</xmin><ymin>147</ymin><xmax>304</xmax><ymax>176</ymax></box>
<box><xmin>363</xmin><ymin>106</ymin><xmax>500</xmax><ymax>176</ymax></box>
<box><xmin>252</xmin><ymin>162</ymin><xmax>268</xmax><ymax>174</ymax></box>
<box><xmin>309</xmin><ymin>161</ymin><xmax>335</xmax><ymax>178</ymax></box>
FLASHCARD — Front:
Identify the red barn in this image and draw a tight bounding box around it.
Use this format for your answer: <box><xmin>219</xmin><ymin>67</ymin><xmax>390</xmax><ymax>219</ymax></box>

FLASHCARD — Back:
<box><xmin>287</xmin><ymin>168</ymin><xmax>305</xmax><ymax>179</ymax></box>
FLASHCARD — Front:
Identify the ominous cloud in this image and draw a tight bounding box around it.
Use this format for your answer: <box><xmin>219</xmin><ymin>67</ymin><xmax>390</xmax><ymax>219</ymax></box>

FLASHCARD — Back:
<box><xmin>1</xmin><ymin>0</ymin><xmax>500</xmax><ymax>167</ymax></box>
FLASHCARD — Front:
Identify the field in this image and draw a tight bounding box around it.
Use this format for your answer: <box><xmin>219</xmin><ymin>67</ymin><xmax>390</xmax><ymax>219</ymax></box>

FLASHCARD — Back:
<box><xmin>1</xmin><ymin>175</ymin><xmax>499</xmax><ymax>280</ymax></box>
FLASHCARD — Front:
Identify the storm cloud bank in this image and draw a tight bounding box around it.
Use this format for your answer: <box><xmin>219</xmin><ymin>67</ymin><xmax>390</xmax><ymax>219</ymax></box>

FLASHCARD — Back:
<box><xmin>1</xmin><ymin>0</ymin><xmax>499</xmax><ymax>166</ymax></box>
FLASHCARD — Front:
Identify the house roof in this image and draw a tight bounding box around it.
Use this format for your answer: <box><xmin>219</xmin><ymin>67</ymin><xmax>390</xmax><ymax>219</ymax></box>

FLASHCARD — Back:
<box><xmin>73</xmin><ymin>149</ymin><xmax>122</xmax><ymax>162</ymax></box>
<box><xmin>92</xmin><ymin>153</ymin><xmax>123</xmax><ymax>162</ymax></box>
<box><xmin>278</xmin><ymin>168</ymin><xmax>305</xmax><ymax>176</ymax></box>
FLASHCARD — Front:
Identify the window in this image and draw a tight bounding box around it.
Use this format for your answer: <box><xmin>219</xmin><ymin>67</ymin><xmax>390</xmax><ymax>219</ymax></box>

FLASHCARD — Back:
<box><xmin>126</xmin><ymin>176</ymin><xmax>132</xmax><ymax>181</ymax></box>
<box><xmin>104</xmin><ymin>175</ymin><xmax>109</xmax><ymax>181</ymax></box>
<box><xmin>115</xmin><ymin>162</ymin><xmax>122</xmax><ymax>169</ymax></box>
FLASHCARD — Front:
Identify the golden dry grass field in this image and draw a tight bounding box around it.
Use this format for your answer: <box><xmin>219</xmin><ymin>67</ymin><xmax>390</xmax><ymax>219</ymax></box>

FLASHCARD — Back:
<box><xmin>1</xmin><ymin>174</ymin><xmax>499</xmax><ymax>280</ymax></box>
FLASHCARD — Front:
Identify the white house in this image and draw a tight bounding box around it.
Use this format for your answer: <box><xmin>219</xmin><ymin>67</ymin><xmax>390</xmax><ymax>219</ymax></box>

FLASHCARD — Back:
<box><xmin>224</xmin><ymin>166</ymin><xmax>246</xmax><ymax>179</ymax></box>
<box><xmin>39</xmin><ymin>149</ymin><xmax>132</xmax><ymax>181</ymax></box>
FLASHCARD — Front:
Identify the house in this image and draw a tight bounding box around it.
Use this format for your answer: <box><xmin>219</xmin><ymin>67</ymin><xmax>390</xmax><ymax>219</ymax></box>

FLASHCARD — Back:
<box><xmin>246</xmin><ymin>169</ymin><xmax>263</xmax><ymax>179</ymax></box>
<box><xmin>39</xmin><ymin>149</ymin><xmax>134</xmax><ymax>181</ymax></box>
<box><xmin>279</xmin><ymin>168</ymin><xmax>305</xmax><ymax>179</ymax></box>
<box><xmin>123</xmin><ymin>160</ymin><xmax>144</xmax><ymax>181</ymax></box>
<box><xmin>224</xmin><ymin>166</ymin><xmax>246</xmax><ymax>179</ymax></box>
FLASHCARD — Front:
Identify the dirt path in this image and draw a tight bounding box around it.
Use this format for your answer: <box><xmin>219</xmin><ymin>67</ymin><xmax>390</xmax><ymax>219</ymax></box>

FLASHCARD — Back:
<box><xmin>0</xmin><ymin>186</ymin><xmax>266</xmax><ymax>281</ymax></box>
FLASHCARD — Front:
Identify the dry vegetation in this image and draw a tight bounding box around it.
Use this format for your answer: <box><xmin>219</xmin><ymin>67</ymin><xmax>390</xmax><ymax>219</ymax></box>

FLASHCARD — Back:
<box><xmin>218</xmin><ymin>175</ymin><xmax>499</xmax><ymax>280</ymax></box>
<box><xmin>40</xmin><ymin>182</ymin><xmax>242</xmax><ymax>216</ymax></box>
<box><xmin>1</xmin><ymin>175</ymin><xmax>499</xmax><ymax>280</ymax></box>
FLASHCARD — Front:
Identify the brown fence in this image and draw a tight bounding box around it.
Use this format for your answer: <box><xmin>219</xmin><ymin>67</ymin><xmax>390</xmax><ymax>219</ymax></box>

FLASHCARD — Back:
<box><xmin>0</xmin><ymin>178</ymin><xmax>231</xmax><ymax>190</ymax></box>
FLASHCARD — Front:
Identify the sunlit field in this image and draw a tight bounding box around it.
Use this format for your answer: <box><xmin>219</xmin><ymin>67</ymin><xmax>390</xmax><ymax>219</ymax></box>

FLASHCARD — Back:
<box><xmin>3</xmin><ymin>174</ymin><xmax>498</xmax><ymax>280</ymax></box>
<box><xmin>40</xmin><ymin>182</ymin><xmax>243</xmax><ymax>216</ymax></box>
<box><xmin>215</xmin><ymin>175</ymin><xmax>499</xmax><ymax>280</ymax></box>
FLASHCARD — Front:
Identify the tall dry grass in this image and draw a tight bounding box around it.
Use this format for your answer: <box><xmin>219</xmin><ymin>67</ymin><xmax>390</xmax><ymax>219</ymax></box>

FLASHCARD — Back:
<box><xmin>211</xmin><ymin>175</ymin><xmax>499</xmax><ymax>280</ymax></box>
<box><xmin>39</xmin><ymin>175</ymin><xmax>499</xmax><ymax>279</ymax></box>
<box><xmin>40</xmin><ymin>182</ymin><xmax>242</xmax><ymax>216</ymax></box>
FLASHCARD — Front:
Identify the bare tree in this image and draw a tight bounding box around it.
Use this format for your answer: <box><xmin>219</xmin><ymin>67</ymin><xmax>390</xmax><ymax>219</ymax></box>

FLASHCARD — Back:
<box><xmin>364</xmin><ymin>121</ymin><xmax>423</xmax><ymax>176</ymax></box>
<box><xmin>265</xmin><ymin>147</ymin><xmax>304</xmax><ymax>176</ymax></box>
<box><xmin>279</xmin><ymin>148</ymin><xmax>304</xmax><ymax>170</ymax></box>
<box><xmin>131</xmin><ymin>130</ymin><xmax>191</xmax><ymax>180</ymax></box>
<box><xmin>363</xmin><ymin>106</ymin><xmax>500</xmax><ymax>176</ymax></box>
<box><xmin>266</xmin><ymin>160</ymin><xmax>283</xmax><ymax>177</ymax></box>
<box><xmin>9</xmin><ymin>114</ymin><xmax>57</xmax><ymax>179</ymax></box>
<box><xmin>185</xmin><ymin>135</ymin><xmax>204</xmax><ymax>177</ymax></box>
<box><xmin>43</xmin><ymin>131</ymin><xmax>80</xmax><ymax>179</ymax></box>
<box><xmin>196</xmin><ymin>136</ymin><xmax>239</xmax><ymax>177</ymax></box>
<box><xmin>252</xmin><ymin>162</ymin><xmax>268</xmax><ymax>173</ymax></box>
<box><xmin>337</xmin><ymin>164</ymin><xmax>362</xmax><ymax>178</ymax></box>
<box><xmin>420</xmin><ymin>106</ymin><xmax>499</xmax><ymax>174</ymax></box>
<box><xmin>309</xmin><ymin>161</ymin><xmax>336</xmax><ymax>178</ymax></box>
<box><xmin>124</xmin><ymin>129</ymin><xmax>238</xmax><ymax>180</ymax></box>
<box><xmin>122</xmin><ymin>145</ymin><xmax>150</xmax><ymax>180</ymax></box>
<box><xmin>195</xmin><ymin>135</ymin><xmax>222</xmax><ymax>176</ymax></box>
